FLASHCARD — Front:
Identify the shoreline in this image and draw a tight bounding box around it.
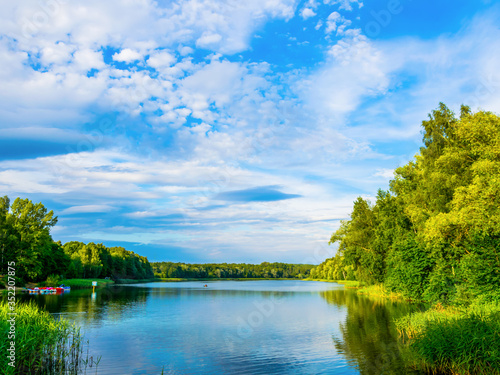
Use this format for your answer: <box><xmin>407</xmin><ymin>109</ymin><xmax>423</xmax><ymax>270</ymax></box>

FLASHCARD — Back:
<box><xmin>311</xmin><ymin>280</ymin><xmax>500</xmax><ymax>375</ymax></box>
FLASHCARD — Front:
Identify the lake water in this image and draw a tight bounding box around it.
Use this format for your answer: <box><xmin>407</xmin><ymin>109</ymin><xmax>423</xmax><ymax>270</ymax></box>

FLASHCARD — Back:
<box><xmin>24</xmin><ymin>280</ymin><xmax>424</xmax><ymax>375</ymax></box>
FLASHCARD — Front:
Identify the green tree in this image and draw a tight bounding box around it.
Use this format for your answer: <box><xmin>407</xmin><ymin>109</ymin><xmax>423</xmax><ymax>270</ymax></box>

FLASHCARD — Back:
<box><xmin>2</xmin><ymin>198</ymin><xmax>58</xmax><ymax>280</ymax></box>
<box><xmin>317</xmin><ymin>104</ymin><xmax>500</xmax><ymax>303</ymax></box>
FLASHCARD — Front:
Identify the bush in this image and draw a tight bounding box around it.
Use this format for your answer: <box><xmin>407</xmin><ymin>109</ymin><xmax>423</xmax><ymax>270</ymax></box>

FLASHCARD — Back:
<box><xmin>385</xmin><ymin>236</ymin><xmax>432</xmax><ymax>300</ymax></box>
<box><xmin>41</xmin><ymin>274</ymin><xmax>62</xmax><ymax>287</ymax></box>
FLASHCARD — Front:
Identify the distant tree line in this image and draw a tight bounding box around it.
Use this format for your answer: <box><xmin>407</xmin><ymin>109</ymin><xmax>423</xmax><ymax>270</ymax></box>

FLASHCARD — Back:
<box><xmin>311</xmin><ymin>104</ymin><xmax>500</xmax><ymax>304</ymax></box>
<box><xmin>0</xmin><ymin>196</ymin><xmax>153</xmax><ymax>282</ymax></box>
<box><xmin>152</xmin><ymin>261</ymin><xmax>314</xmax><ymax>279</ymax></box>
<box><xmin>62</xmin><ymin>241</ymin><xmax>154</xmax><ymax>280</ymax></box>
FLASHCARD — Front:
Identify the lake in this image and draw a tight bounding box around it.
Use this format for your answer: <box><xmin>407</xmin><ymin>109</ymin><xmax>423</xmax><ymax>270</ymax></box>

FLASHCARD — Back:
<box><xmin>23</xmin><ymin>280</ymin><xmax>424</xmax><ymax>374</ymax></box>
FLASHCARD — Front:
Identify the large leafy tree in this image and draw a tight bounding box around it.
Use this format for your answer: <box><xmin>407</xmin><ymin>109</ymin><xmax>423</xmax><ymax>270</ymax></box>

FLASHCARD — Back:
<box><xmin>315</xmin><ymin>104</ymin><xmax>500</xmax><ymax>303</ymax></box>
<box><xmin>1</xmin><ymin>197</ymin><xmax>59</xmax><ymax>280</ymax></box>
<box><xmin>329</xmin><ymin>197</ymin><xmax>379</xmax><ymax>283</ymax></box>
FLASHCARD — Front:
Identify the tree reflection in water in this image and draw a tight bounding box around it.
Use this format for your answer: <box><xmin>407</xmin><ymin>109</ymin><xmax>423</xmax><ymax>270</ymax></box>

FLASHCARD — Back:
<box><xmin>321</xmin><ymin>289</ymin><xmax>425</xmax><ymax>375</ymax></box>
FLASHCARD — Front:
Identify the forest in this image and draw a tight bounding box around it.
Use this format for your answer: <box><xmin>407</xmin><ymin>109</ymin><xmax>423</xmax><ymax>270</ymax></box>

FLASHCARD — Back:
<box><xmin>0</xmin><ymin>196</ymin><xmax>153</xmax><ymax>282</ymax></box>
<box><xmin>311</xmin><ymin>104</ymin><xmax>500</xmax><ymax>305</ymax></box>
<box><xmin>152</xmin><ymin>261</ymin><xmax>313</xmax><ymax>279</ymax></box>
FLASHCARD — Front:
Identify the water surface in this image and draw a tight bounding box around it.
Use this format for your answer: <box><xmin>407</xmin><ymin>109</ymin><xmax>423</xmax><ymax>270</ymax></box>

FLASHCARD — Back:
<box><xmin>24</xmin><ymin>280</ymin><xmax>423</xmax><ymax>374</ymax></box>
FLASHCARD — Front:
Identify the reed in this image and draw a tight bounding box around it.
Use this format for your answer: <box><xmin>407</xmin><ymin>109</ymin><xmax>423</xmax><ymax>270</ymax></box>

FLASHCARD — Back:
<box><xmin>396</xmin><ymin>302</ymin><xmax>500</xmax><ymax>374</ymax></box>
<box><xmin>0</xmin><ymin>300</ymin><xmax>92</xmax><ymax>374</ymax></box>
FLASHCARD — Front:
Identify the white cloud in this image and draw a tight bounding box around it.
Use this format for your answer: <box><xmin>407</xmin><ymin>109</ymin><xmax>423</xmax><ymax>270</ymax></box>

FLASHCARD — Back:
<box><xmin>324</xmin><ymin>0</ymin><xmax>363</xmax><ymax>11</ymax></box>
<box><xmin>300</xmin><ymin>29</ymin><xmax>390</xmax><ymax>117</ymax></box>
<box><xmin>0</xmin><ymin>0</ymin><xmax>298</xmax><ymax>127</ymax></box>
<box><xmin>301</xmin><ymin>8</ymin><xmax>317</xmax><ymax>19</ymax></box>
<box><xmin>40</xmin><ymin>42</ymin><xmax>74</xmax><ymax>65</ymax></box>
<box><xmin>147</xmin><ymin>50</ymin><xmax>176</xmax><ymax>68</ymax></box>
<box><xmin>73</xmin><ymin>49</ymin><xmax>106</xmax><ymax>71</ymax></box>
<box><xmin>179</xmin><ymin>46</ymin><xmax>194</xmax><ymax>56</ymax></box>
<box><xmin>113</xmin><ymin>48</ymin><xmax>143</xmax><ymax>63</ymax></box>
<box><xmin>325</xmin><ymin>11</ymin><xmax>352</xmax><ymax>35</ymax></box>
<box><xmin>196</xmin><ymin>32</ymin><xmax>223</xmax><ymax>49</ymax></box>
<box><xmin>61</xmin><ymin>205</ymin><xmax>115</xmax><ymax>214</ymax></box>
<box><xmin>374</xmin><ymin>169</ymin><xmax>394</xmax><ymax>179</ymax></box>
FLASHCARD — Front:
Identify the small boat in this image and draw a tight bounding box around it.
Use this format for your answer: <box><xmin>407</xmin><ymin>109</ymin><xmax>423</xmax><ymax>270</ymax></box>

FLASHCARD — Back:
<box><xmin>40</xmin><ymin>287</ymin><xmax>57</xmax><ymax>294</ymax></box>
<box><xmin>59</xmin><ymin>284</ymin><xmax>71</xmax><ymax>292</ymax></box>
<box><xmin>26</xmin><ymin>286</ymin><xmax>70</xmax><ymax>294</ymax></box>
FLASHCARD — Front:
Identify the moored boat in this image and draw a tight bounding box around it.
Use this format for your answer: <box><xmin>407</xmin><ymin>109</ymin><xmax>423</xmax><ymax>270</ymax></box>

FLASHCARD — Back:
<box><xmin>26</xmin><ymin>286</ymin><xmax>70</xmax><ymax>294</ymax></box>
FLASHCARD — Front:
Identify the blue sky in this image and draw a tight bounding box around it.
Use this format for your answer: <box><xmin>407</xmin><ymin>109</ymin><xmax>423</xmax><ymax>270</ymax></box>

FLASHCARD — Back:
<box><xmin>1</xmin><ymin>0</ymin><xmax>499</xmax><ymax>263</ymax></box>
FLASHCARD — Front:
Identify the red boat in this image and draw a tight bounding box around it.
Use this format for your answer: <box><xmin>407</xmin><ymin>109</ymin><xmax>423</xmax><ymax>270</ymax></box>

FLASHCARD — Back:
<box><xmin>27</xmin><ymin>287</ymin><xmax>65</xmax><ymax>294</ymax></box>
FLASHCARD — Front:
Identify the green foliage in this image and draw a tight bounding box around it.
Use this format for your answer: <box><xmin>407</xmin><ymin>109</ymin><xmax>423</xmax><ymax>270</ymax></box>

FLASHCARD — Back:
<box><xmin>454</xmin><ymin>235</ymin><xmax>500</xmax><ymax>304</ymax></box>
<box><xmin>151</xmin><ymin>261</ymin><xmax>313</xmax><ymax>279</ymax></box>
<box><xmin>63</xmin><ymin>241</ymin><xmax>154</xmax><ymax>280</ymax></box>
<box><xmin>0</xmin><ymin>301</ymin><xmax>87</xmax><ymax>374</ymax></box>
<box><xmin>385</xmin><ymin>236</ymin><xmax>432</xmax><ymax>300</ymax></box>
<box><xmin>59</xmin><ymin>278</ymin><xmax>115</xmax><ymax>288</ymax></box>
<box><xmin>0</xmin><ymin>196</ymin><xmax>62</xmax><ymax>281</ymax></box>
<box><xmin>313</xmin><ymin>104</ymin><xmax>500</xmax><ymax>306</ymax></box>
<box><xmin>311</xmin><ymin>104</ymin><xmax>500</xmax><ymax>375</ymax></box>
<box><xmin>396</xmin><ymin>303</ymin><xmax>500</xmax><ymax>375</ymax></box>
<box><xmin>43</xmin><ymin>274</ymin><xmax>62</xmax><ymax>287</ymax></box>
<box><xmin>329</xmin><ymin>197</ymin><xmax>381</xmax><ymax>284</ymax></box>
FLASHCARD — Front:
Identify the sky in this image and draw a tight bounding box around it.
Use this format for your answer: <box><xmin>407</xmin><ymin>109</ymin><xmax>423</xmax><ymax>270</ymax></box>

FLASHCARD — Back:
<box><xmin>1</xmin><ymin>0</ymin><xmax>500</xmax><ymax>264</ymax></box>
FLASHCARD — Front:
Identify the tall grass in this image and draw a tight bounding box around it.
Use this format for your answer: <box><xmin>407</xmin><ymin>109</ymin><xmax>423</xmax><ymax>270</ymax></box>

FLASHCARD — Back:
<box><xmin>0</xmin><ymin>300</ymin><xmax>92</xmax><ymax>374</ymax></box>
<box><xmin>357</xmin><ymin>283</ymin><xmax>405</xmax><ymax>299</ymax></box>
<box><xmin>396</xmin><ymin>302</ymin><xmax>500</xmax><ymax>374</ymax></box>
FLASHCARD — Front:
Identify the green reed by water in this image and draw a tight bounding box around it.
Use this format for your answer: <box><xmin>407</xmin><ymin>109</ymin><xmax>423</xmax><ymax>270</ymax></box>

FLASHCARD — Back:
<box><xmin>0</xmin><ymin>300</ymin><xmax>95</xmax><ymax>374</ymax></box>
<box><xmin>396</xmin><ymin>302</ymin><xmax>500</xmax><ymax>375</ymax></box>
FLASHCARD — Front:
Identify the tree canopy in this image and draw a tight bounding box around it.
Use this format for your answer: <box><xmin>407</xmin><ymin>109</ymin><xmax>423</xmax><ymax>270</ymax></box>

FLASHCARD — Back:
<box><xmin>312</xmin><ymin>104</ymin><xmax>500</xmax><ymax>304</ymax></box>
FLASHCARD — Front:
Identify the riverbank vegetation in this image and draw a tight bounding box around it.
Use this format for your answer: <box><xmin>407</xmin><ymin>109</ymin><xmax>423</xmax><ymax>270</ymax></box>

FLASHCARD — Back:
<box><xmin>152</xmin><ymin>261</ymin><xmax>314</xmax><ymax>279</ymax></box>
<box><xmin>0</xmin><ymin>300</ymin><xmax>94</xmax><ymax>374</ymax></box>
<box><xmin>312</xmin><ymin>104</ymin><xmax>500</xmax><ymax>374</ymax></box>
<box><xmin>54</xmin><ymin>278</ymin><xmax>115</xmax><ymax>289</ymax></box>
<box><xmin>396</xmin><ymin>302</ymin><xmax>500</xmax><ymax>375</ymax></box>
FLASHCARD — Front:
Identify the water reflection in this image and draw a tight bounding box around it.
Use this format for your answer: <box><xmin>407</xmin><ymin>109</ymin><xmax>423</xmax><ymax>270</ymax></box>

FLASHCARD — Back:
<box><xmin>321</xmin><ymin>290</ymin><xmax>424</xmax><ymax>374</ymax></box>
<box><xmin>19</xmin><ymin>281</ymin><xmax>424</xmax><ymax>374</ymax></box>
<box><xmin>20</xmin><ymin>286</ymin><xmax>151</xmax><ymax>327</ymax></box>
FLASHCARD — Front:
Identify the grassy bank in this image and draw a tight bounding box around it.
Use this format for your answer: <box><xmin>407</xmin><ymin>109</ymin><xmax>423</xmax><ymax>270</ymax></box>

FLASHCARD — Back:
<box><xmin>315</xmin><ymin>280</ymin><xmax>500</xmax><ymax>374</ymax></box>
<box><xmin>306</xmin><ymin>279</ymin><xmax>361</xmax><ymax>288</ymax></box>
<box><xmin>396</xmin><ymin>302</ymin><xmax>500</xmax><ymax>375</ymax></box>
<box><xmin>0</xmin><ymin>301</ymin><xmax>95</xmax><ymax>374</ymax></box>
<box><xmin>58</xmin><ymin>278</ymin><xmax>115</xmax><ymax>289</ymax></box>
<box><xmin>357</xmin><ymin>284</ymin><xmax>405</xmax><ymax>299</ymax></box>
